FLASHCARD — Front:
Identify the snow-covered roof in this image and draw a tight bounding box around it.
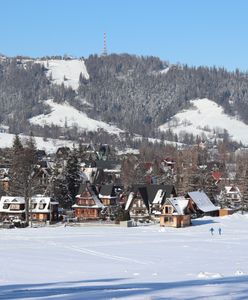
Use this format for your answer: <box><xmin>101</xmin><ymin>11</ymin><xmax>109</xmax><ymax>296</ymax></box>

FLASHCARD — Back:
<box><xmin>167</xmin><ymin>197</ymin><xmax>189</xmax><ymax>215</ymax></box>
<box><xmin>225</xmin><ymin>186</ymin><xmax>241</xmax><ymax>194</ymax></box>
<box><xmin>153</xmin><ymin>189</ymin><xmax>166</xmax><ymax>204</ymax></box>
<box><xmin>0</xmin><ymin>196</ymin><xmax>25</xmax><ymax>213</ymax></box>
<box><xmin>31</xmin><ymin>196</ymin><xmax>58</xmax><ymax>213</ymax></box>
<box><xmin>188</xmin><ymin>191</ymin><xmax>219</xmax><ymax>212</ymax></box>
<box><xmin>0</xmin><ymin>196</ymin><xmax>25</xmax><ymax>204</ymax></box>
<box><xmin>98</xmin><ymin>194</ymin><xmax>116</xmax><ymax>199</ymax></box>
<box><xmin>125</xmin><ymin>192</ymin><xmax>135</xmax><ymax>211</ymax></box>
<box><xmin>72</xmin><ymin>204</ymin><xmax>103</xmax><ymax>209</ymax></box>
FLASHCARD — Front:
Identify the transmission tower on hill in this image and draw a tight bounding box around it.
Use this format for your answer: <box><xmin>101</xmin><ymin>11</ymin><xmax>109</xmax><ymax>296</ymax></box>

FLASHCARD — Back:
<box><xmin>101</xmin><ymin>32</ymin><xmax>108</xmax><ymax>56</ymax></box>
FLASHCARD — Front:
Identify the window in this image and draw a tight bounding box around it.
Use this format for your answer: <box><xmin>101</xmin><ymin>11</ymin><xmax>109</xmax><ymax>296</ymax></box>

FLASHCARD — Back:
<box><xmin>164</xmin><ymin>206</ymin><xmax>173</xmax><ymax>214</ymax></box>
<box><xmin>31</xmin><ymin>203</ymin><xmax>37</xmax><ymax>209</ymax></box>
<box><xmin>39</xmin><ymin>203</ymin><xmax>46</xmax><ymax>210</ymax></box>
<box><xmin>3</xmin><ymin>203</ymin><xmax>9</xmax><ymax>209</ymax></box>
<box><xmin>10</xmin><ymin>204</ymin><xmax>20</xmax><ymax>210</ymax></box>
<box><xmin>165</xmin><ymin>216</ymin><xmax>173</xmax><ymax>223</ymax></box>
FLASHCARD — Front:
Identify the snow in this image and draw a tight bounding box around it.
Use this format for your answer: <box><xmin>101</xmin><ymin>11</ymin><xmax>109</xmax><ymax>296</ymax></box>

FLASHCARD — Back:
<box><xmin>37</xmin><ymin>59</ymin><xmax>89</xmax><ymax>90</ymax></box>
<box><xmin>0</xmin><ymin>214</ymin><xmax>248</xmax><ymax>299</ymax></box>
<box><xmin>168</xmin><ymin>197</ymin><xmax>189</xmax><ymax>215</ymax></box>
<box><xmin>0</xmin><ymin>132</ymin><xmax>76</xmax><ymax>153</ymax></box>
<box><xmin>125</xmin><ymin>192</ymin><xmax>135</xmax><ymax>211</ymax></box>
<box><xmin>29</xmin><ymin>99</ymin><xmax>124</xmax><ymax>135</ymax></box>
<box><xmin>188</xmin><ymin>191</ymin><xmax>219</xmax><ymax>213</ymax></box>
<box><xmin>159</xmin><ymin>98</ymin><xmax>248</xmax><ymax>145</ymax></box>
<box><xmin>159</xmin><ymin>67</ymin><xmax>170</xmax><ymax>74</ymax></box>
<box><xmin>153</xmin><ymin>189</ymin><xmax>165</xmax><ymax>204</ymax></box>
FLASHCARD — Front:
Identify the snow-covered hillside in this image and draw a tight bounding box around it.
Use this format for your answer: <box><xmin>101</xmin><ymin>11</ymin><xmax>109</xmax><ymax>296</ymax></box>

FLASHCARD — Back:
<box><xmin>0</xmin><ymin>132</ymin><xmax>75</xmax><ymax>153</ymax></box>
<box><xmin>159</xmin><ymin>98</ymin><xmax>248</xmax><ymax>145</ymax></box>
<box><xmin>0</xmin><ymin>214</ymin><xmax>248</xmax><ymax>299</ymax></box>
<box><xmin>29</xmin><ymin>99</ymin><xmax>124</xmax><ymax>135</ymax></box>
<box><xmin>37</xmin><ymin>59</ymin><xmax>89</xmax><ymax>90</ymax></box>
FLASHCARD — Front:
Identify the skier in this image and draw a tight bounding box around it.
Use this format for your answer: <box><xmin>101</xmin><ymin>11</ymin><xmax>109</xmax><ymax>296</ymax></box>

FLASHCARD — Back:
<box><xmin>218</xmin><ymin>227</ymin><xmax>222</xmax><ymax>235</ymax></box>
<box><xmin>210</xmin><ymin>227</ymin><xmax>214</xmax><ymax>235</ymax></box>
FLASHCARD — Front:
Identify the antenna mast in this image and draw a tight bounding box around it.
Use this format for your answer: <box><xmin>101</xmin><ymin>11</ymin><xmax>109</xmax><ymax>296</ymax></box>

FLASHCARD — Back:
<box><xmin>102</xmin><ymin>32</ymin><xmax>108</xmax><ymax>56</ymax></box>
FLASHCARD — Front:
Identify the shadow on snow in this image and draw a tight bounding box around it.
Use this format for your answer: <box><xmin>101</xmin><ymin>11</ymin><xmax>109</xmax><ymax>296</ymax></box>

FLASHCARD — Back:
<box><xmin>191</xmin><ymin>218</ymin><xmax>218</xmax><ymax>226</ymax></box>
<box><xmin>0</xmin><ymin>276</ymin><xmax>248</xmax><ymax>300</ymax></box>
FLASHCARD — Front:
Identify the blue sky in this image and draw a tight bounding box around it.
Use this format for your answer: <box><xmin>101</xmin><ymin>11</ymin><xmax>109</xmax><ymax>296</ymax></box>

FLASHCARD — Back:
<box><xmin>1</xmin><ymin>0</ymin><xmax>248</xmax><ymax>70</ymax></box>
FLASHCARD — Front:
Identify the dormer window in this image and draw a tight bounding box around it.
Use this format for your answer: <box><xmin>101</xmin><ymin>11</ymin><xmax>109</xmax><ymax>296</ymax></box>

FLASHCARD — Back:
<box><xmin>164</xmin><ymin>205</ymin><xmax>173</xmax><ymax>214</ymax></box>
<box><xmin>38</xmin><ymin>200</ymin><xmax>46</xmax><ymax>210</ymax></box>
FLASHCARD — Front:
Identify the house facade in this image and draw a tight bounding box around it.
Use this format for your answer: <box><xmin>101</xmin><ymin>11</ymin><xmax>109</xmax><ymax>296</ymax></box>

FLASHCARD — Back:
<box><xmin>125</xmin><ymin>185</ymin><xmax>177</xmax><ymax>221</ymax></box>
<box><xmin>125</xmin><ymin>191</ymin><xmax>149</xmax><ymax>221</ymax></box>
<box><xmin>0</xmin><ymin>196</ymin><xmax>25</xmax><ymax>221</ymax></box>
<box><xmin>30</xmin><ymin>196</ymin><xmax>59</xmax><ymax>222</ymax></box>
<box><xmin>0</xmin><ymin>196</ymin><xmax>59</xmax><ymax>222</ymax></box>
<box><xmin>98</xmin><ymin>185</ymin><xmax>119</xmax><ymax>206</ymax></box>
<box><xmin>160</xmin><ymin>197</ymin><xmax>191</xmax><ymax>228</ymax></box>
<box><xmin>72</xmin><ymin>183</ymin><xmax>104</xmax><ymax>220</ymax></box>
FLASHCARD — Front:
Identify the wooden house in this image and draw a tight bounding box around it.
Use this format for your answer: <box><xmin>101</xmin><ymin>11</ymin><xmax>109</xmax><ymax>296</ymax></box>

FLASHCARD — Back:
<box><xmin>149</xmin><ymin>185</ymin><xmax>177</xmax><ymax>218</ymax></box>
<box><xmin>224</xmin><ymin>186</ymin><xmax>242</xmax><ymax>208</ymax></box>
<box><xmin>0</xmin><ymin>196</ymin><xmax>25</xmax><ymax>221</ymax></box>
<box><xmin>125</xmin><ymin>184</ymin><xmax>177</xmax><ymax>221</ymax></box>
<box><xmin>125</xmin><ymin>190</ymin><xmax>149</xmax><ymax>221</ymax></box>
<box><xmin>72</xmin><ymin>183</ymin><xmax>104</xmax><ymax>220</ymax></box>
<box><xmin>0</xmin><ymin>195</ymin><xmax>59</xmax><ymax>223</ymax></box>
<box><xmin>160</xmin><ymin>197</ymin><xmax>192</xmax><ymax>228</ymax></box>
<box><xmin>98</xmin><ymin>184</ymin><xmax>119</xmax><ymax>206</ymax></box>
<box><xmin>30</xmin><ymin>196</ymin><xmax>59</xmax><ymax>222</ymax></box>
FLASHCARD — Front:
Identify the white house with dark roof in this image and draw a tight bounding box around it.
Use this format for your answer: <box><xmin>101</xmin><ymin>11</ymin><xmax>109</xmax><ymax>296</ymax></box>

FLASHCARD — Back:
<box><xmin>0</xmin><ymin>196</ymin><xmax>25</xmax><ymax>221</ymax></box>
<box><xmin>30</xmin><ymin>195</ymin><xmax>59</xmax><ymax>222</ymax></box>
<box><xmin>0</xmin><ymin>196</ymin><xmax>59</xmax><ymax>222</ymax></box>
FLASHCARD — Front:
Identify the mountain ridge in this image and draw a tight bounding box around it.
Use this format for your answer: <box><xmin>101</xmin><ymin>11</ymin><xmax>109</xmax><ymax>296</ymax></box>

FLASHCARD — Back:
<box><xmin>0</xmin><ymin>53</ymin><xmax>248</xmax><ymax>146</ymax></box>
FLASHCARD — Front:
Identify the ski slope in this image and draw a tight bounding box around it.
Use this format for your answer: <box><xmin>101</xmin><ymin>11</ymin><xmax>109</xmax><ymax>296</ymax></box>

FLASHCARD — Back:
<box><xmin>0</xmin><ymin>214</ymin><xmax>248</xmax><ymax>299</ymax></box>
<box><xmin>159</xmin><ymin>98</ymin><xmax>248</xmax><ymax>145</ymax></box>
<box><xmin>37</xmin><ymin>59</ymin><xmax>89</xmax><ymax>90</ymax></box>
<box><xmin>0</xmin><ymin>132</ymin><xmax>75</xmax><ymax>153</ymax></box>
<box><xmin>29</xmin><ymin>99</ymin><xmax>124</xmax><ymax>135</ymax></box>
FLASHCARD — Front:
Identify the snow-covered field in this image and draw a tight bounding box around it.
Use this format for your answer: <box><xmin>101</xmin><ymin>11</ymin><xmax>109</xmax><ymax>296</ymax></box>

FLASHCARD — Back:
<box><xmin>159</xmin><ymin>98</ymin><xmax>248</xmax><ymax>145</ymax></box>
<box><xmin>37</xmin><ymin>59</ymin><xmax>89</xmax><ymax>90</ymax></box>
<box><xmin>0</xmin><ymin>132</ymin><xmax>75</xmax><ymax>153</ymax></box>
<box><xmin>1</xmin><ymin>214</ymin><xmax>248</xmax><ymax>299</ymax></box>
<box><xmin>29</xmin><ymin>99</ymin><xmax>124</xmax><ymax>136</ymax></box>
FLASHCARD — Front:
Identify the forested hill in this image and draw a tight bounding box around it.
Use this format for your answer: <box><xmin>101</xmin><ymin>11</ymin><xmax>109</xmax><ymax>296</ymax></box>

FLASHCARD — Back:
<box><xmin>81</xmin><ymin>54</ymin><xmax>248</xmax><ymax>136</ymax></box>
<box><xmin>0</xmin><ymin>53</ymin><xmax>248</xmax><ymax>140</ymax></box>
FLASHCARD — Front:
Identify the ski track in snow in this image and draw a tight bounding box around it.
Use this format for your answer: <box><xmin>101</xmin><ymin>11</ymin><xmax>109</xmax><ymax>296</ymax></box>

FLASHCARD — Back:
<box><xmin>63</xmin><ymin>245</ymin><xmax>151</xmax><ymax>265</ymax></box>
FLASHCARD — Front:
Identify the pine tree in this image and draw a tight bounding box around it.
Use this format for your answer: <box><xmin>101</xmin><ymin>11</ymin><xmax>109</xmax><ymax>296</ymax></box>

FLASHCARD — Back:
<box><xmin>65</xmin><ymin>148</ymin><xmax>81</xmax><ymax>207</ymax></box>
<box><xmin>9</xmin><ymin>133</ymin><xmax>38</xmax><ymax>225</ymax></box>
<box><xmin>50</xmin><ymin>158</ymin><xmax>70</xmax><ymax>208</ymax></box>
<box><xmin>241</xmin><ymin>167</ymin><xmax>248</xmax><ymax>214</ymax></box>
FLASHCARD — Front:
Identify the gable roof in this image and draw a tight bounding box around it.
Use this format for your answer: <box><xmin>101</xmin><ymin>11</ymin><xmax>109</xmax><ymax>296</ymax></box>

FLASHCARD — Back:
<box><xmin>99</xmin><ymin>185</ymin><xmax>116</xmax><ymax>197</ymax></box>
<box><xmin>153</xmin><ymin>189</ymin><xmax>166</xmax><ymax>204</ymax></box>
<box><xmin>75</xmin><ymin>183</ymin><xmax>104</xmax><ymax>208</ymax></box>
<box><xmin>125</xmin><ymin>192</ymin><xmax>135</xmax><ymax>210</ymax></box>
<box><xmin>225</xmin><ymin>186</ymin><xmax>241</xmax><ymax>194</ymax></box>
<box><xmin>166</xmin><ymin>197</ymin><xmax>189</xmax><ymax>215</ymax></box>
<box><xmin>130</xmin><ymin>184</ymin><xmax>177</xmax><ymax>210</ymax></box>
<box><xmin>188</xmin><ymin>191</ymin><xmax>219</xmax><ymax>212</ymax></box>
<box><xmin>140</xmin><ymin>184</ymin><xmax>176</xmax><ymax>205</ymax></box>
